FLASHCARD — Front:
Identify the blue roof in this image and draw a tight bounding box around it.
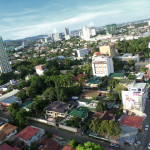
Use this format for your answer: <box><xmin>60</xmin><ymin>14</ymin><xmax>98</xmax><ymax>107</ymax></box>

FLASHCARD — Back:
<box><xmin>1</xmin><ymin>96</ymin><xmax>20</xmax><ymax>104</ymax></box>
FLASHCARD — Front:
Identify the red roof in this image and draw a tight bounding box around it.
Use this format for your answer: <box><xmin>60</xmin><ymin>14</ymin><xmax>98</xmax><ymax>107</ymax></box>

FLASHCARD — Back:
<box><xmin>39</xmin><ymin>138</ymin><xmax>59</xmax><ymax>150</ymax></box>
<box><xmin>120</xmin><ymin>115</ymin><xmax>144</xmax><ymax>129</ymax></box>
<box><xmin>16</xmin><ymin>126</ymin><xmax>39</xmax><ymax>141</ymax></box>
<box><xmin>73</xmin><ymin>74</ymin><xmax>87</xmax><ymax>82</ymax></box>
<box><xmin>0</xmin><ymin>143</ymin><xmax>21</xmax><ymax>150</ymax></box>
<box><xmin>62</xmin><ymin>145</ymin><xmax>76</xmax><ymax>150</ymax></box>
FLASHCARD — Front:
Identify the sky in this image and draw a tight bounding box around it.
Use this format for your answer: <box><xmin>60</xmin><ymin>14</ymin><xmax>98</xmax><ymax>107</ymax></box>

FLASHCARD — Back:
<box><xmin>0</xmin><ymin>0</ymin><xmax>150</xmax><ymax>40</ymax></box>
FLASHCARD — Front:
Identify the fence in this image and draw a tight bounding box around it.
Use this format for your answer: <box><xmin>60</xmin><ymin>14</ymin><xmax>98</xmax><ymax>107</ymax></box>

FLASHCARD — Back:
<box><xmin>59</xmin><ymin>124</ymin><xmax>78</xmax><ymax>133</ymax></box>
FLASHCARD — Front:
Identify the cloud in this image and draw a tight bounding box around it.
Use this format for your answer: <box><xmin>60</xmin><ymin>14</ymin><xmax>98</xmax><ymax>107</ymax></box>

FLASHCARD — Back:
<box><xmin>88</xmin><ymin>22</ymin><xmax>94</xmax><ymax>27</ymax></box>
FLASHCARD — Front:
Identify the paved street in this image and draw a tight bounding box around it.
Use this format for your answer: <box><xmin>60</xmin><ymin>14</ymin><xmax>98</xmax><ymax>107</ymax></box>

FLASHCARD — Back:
<box><xmin>134</xmin><ymin>98</ymin><xmax>150</xmax><ymax>150</ymax></box>
<box><xmin>30</xmin><ymin>120</ymin><xmax>130</xmax><ymax>150</ymax></box>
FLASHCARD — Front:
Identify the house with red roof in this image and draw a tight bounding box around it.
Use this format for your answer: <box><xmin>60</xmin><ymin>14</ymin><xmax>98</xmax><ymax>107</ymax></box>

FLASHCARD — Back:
<box><xmin>62</xmin><ymin>145</ymin><xmax>76</xmax><ymax>150</ymax></box>
<box><xmin>16</xmin><ymin>126</ymin><xmax>45</xmax><ymax>146</ymax></box>
<box><xmin>120</xmin><ymin>115</ymin><xmax>144</xmax><ymax>130</ymax></box>
<box><xmin>39</xmin><ymin>138</ymin><xmax>59</xmax><ymax>150</ymax></box>
<box><xmin>0</xmin><ymin>143</ymin><xmax>21</xmax><ymax>150</ymax></box>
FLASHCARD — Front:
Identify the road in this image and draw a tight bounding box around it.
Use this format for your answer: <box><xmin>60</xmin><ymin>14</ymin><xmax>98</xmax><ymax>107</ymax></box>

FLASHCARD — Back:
<box><xmin>134</xmin><ymin>98</ymin><xmax>150</xmax><ymax>150</ymax></box>
<box><xmin>30</xmin><ymin>120</ymin><xmax>129</xmax><ymax>150</ymax></box>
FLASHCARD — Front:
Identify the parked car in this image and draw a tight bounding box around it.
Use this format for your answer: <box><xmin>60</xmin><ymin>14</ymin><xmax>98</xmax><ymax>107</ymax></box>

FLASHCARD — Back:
<box><xmin>0</xmin><ymin>122</ymin><xmax>4</xmax><ymax>126</ymax></box>
<box><xmin>145</xmin><ymin>125</ymin><xmax>149</xmax><ymax>131</ymax></box>
<box><xmin>110</xmin><ymin>143</ymin><xmax>116</xmax><ymax>147</ymax></box>
<box><xmin>148</xmin><ymin>143</ymin><xmax>150</xmax><ymax>149</ymax></box>
<box><xmin>137</xmin><ymin>141</ymin><xmax>141</xmax><ymax>145</ymax></box>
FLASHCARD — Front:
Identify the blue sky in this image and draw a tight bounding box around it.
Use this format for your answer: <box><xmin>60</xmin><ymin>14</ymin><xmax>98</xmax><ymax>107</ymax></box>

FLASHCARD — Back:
<box><xmin>1</xmin><ymin>0</ymin><xmax>150</xmax><ymax>40</ymax></box>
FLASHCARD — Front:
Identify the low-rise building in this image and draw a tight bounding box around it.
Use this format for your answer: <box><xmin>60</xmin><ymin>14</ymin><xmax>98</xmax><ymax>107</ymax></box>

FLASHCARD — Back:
<box><xmin>0</xmin><ymin>90</ymin><xmax>21</xmax><ymax>108</ymax></box>
<box><xmin>84</xmin><ymin>76</ymin><xmax>101</xmax><ymax>88</ymax></box>
<box><xmin>45</xmin><ymin>101</ymin><xmax>72</xmax><ymax>118</ymax></box>
<box><xmin>0</xmin><ymin>123</ymin><xmax>18</xmax><ymax>144</ymax></box>
<box><xmin>116</xmin><ymin>53</ymin><xmax>140</xmax><ymax>62</ymax></box>
<box><xmin>35</xmin><ymin>65</ymin><xmax>47</xmax><ymax>75</ymax></box>
<box><xmin>122</xmin><ymin>82</ymin><xmax>148</xmax><ymax>116</ymax></box>
<box><xmin>62</xmin><ymin>145</ymin><xmax>76</xmax><ymax>150</ymax></box>
<box><xmin>0</xmin><ymin>143</ymin><xmax>21</xmax><ymax>150</ymax></box>
<box><xmin>16</xmin><ymin>126</ymin><xmax>45</xmax><ymax>146</ymax></box>
<box><xmin>109</xmin><ymin>73</ymin><xmax>125</xmax><ymax>79</ymax></box>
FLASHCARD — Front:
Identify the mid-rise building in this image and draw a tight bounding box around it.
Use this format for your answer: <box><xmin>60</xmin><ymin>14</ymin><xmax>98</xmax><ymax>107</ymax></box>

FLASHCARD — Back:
<box><xmin>35</xmin><ymin>65</ymin><xmax>47</xmax><ymax>75</ymax></box>
<box><xmin>0</xmin><ymin>36</ymin><xmax>12</xmax><ymax>74</ymax></box>
<box><xmin>99</xmin><ymin>45</ymin><xmax>118</xmax><ymax>57</ymax></box>
<box><xmin>122</xmin><ymin>82</ymin><xmax>148</xmax><ymax>116</ymax></box>
<box><xmin>76</xmin><ymin>48</ymin><xmax>89</xmax><ymax>58</ymax></box>
<box><xmin>92</xmin><ymin>52</ymin><xmax>114</xmax><ymax>77</ymax></box>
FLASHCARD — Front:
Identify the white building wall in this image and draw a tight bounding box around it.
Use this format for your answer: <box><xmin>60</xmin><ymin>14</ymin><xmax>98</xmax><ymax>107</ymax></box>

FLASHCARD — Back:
<box><xmin>36</xmin><ymin>69</ymin><xmax>44</xmax><ymax>75</ymax></box>
<box><xmin>92</xmin><ymin>55</ymin><xmax>114</xmax><ymax>77</ymax></box>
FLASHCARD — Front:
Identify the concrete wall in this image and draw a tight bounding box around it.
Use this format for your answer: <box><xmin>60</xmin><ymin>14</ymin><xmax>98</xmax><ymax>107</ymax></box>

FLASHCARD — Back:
<box><xmin>27</xmin><ymin>117</ymin><xmax>56</xmax><ymax>126</ymax></box>
<box><xmin>59</xmin><ymin>124</ymin><xmax>78</xmax><ymax>132</ymax></box>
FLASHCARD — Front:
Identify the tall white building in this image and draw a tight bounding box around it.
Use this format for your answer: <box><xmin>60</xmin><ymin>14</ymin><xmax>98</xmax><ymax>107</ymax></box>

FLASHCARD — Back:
<box><xmin>53</xmin><ymin>33</ymin><xmax>62</xmax><ymax>41</ymax></box>
<box><xmin>64</xmin><ymin>27</ymin><xmax>70</xmax><ymax>40</ymax></box>
<box><xmin>92</xmin><ymin>52</ymin><xmax>114</xmax><ymax>77</ymax></box>
<box><xmin>122</xmin><ymin>82</ymin><xmax>148</xmax><ymax>116</ymax></box>
<box><xmin>0</xmin><ymin>37</ymin><xmax>12</xmax><ymax>74</ymax></box>
<box><xmin>81</xmin><ymin>26</ymin><xmax>96</xmax><ymax>41</ymax></box>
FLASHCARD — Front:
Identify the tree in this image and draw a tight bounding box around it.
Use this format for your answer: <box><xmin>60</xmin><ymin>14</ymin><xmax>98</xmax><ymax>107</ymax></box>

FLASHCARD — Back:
<box><xmin>8</xmin><ymin>103</ymin><xmax>19</xmax><ymax>118</ymax></box>
<box><xmin>128</xmin><ymin>74</ymin><xmax>135</xmax><ymax>80</ymax></box>
<box><xmin>89</xmin><ymin>118</ymin><xmax>101</xmax><ymax>134</ymax></box>
<box><xmin>17</xmin><ymin>90</ymin><xmax>28</xmax><ymax>100</ymax></box>
<box><xmin>107</xmin><ymin>86</ymin><xmax>111</xmax><ymax>91</ymax></box>
<box><xmin>140</xmin><ymin>67</ymin><xmax>146</xmax><ymax>72</ymax></box>
<box><xmin>76</xmin><ymin>142</ymin><xmax>104</xmax><ymax>150</ymax></box>
<box><xmin>107</xmin><ymin>92</ymin><xmax>116</xmax><ymax>100</ymax></box>
<box><xmin>65</xmin><ymin>117</ymin><xmax>82</xmax><ymax>128</ymax></box>
<box><xmin>68</xmin><ymin>139</ymin><xmax>78</xmax><ymax>148</ymax></box>
<box><xmin>43</xmin><ymin>87</ymin><xmax>56</xmax><ymax>101</ymax></box>
<box><xmin>96</xmin><ymin>101</ymin><xmax>106</xmax><ymax>112</ymax></box>
<box><xmin>113</xmin><ymin>84</ymin><xmax>127</xmax><ymax>100</ymax></box>
<box><xmin>55</xmin><ymin>86</ymin><xmax>67</xmax><ymax>102</ymax></box>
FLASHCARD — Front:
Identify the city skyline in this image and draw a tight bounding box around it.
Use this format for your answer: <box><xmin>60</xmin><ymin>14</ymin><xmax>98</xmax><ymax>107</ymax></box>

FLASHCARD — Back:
<box><xmin>1</xmin><ymin>0</ymin><xmax>150</xmax><ymax>40</ymax></box>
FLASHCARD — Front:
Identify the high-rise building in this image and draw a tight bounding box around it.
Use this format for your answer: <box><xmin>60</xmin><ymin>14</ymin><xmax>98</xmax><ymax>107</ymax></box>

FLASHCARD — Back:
<box><xmin>0</xmin><ymin>36</ymin><xmax>12</xmax><ymax>74</ymax></box>
<box><xmin>64</xmin><ymin>27</ymin><xmax>70</xmax><ymax>40</ymax></box>
<box><xmin>92</xmin><ymin>52</ymin><xmax>114</xmax><ymax>77</ymax></box>
<box><xmin>106</xmin><ymin>24</ymin><xmax>117</xmax><ymax>35</ymax></box>
<box><xmin>53</xmin><ymin>33</ymin><xmax>62</xmax><ymax>41</ymax></box>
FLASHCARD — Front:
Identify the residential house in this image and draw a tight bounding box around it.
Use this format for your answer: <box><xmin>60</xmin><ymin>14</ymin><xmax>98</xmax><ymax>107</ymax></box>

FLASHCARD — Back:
<box><xmin>0</xmin><ymin>143</ymin><xmax>21</xmax><ymax>150</ymax></box>
<box><xmin>39</xmin><ymin>138</ymin><xmax>59</xmax><ymax>150</ymax></box>
<box><xmin>0</xmin><ymin>123</ymin><xmax>18</xmax><ymax>144</ymax></box>
<box><xmin>62</xmin><ymin>145</ymin><xmax>76</xmax><ymax>150</ymax></box>
<box><xmin>45</xmin><ymin>101</ymin><xmax>71</xmax><ymax>118</ymax></box>
<box><xmin>109</xmin><ymin>73</ymin><xmax>125</xmax><ymax>79</ymax></box>
<box><xmin>35</xmin><ymin>65</ymin><xmax>47</xmax><ymax>75</ymax></box>
<box><xmin>16</xmin><ymin>126</ymin><xmax>45</xmax><ymax>146</ymax></box>
<box><xmin>84</xmin><ymin>76</ymin><xmax>101</xmax><ymax>88</ymax></box>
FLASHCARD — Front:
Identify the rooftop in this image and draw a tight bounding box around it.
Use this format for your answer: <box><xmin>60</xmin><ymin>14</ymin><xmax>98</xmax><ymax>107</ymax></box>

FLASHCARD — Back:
<box><xmin>0</xmin><ymin>123</ymin><xmax>18</xmax><ymax>141</ymax></box>
<box><xmin>85</xmin><ymin>76</ymin><xmax>101</xmax><ymax>84</ymax></box>
<box><xmin>39</xmin><ymin>138</ymin><xmax>59</xmax><ymax>150</ymax></box>
<box><xmin>109</xmin><ymin>73</ymin><xmax>125</xmax><ymax>78</ymax></box>
<box><xmin>69</xmin><ymin>107</ymin><xmax>89</xmax><ymax>119</ymax></box>
<box><xmin>0</xmin><ymin>89</ymin><xmax>19</xmax><ymax>102</ymax></box>
<box><xmin>62</xmin><ymin>145</ymin><xmax>76</xmax><ymax>150</ymax></box>
<box><xmin>93</xmin><ymin>111</ymin><xmax>115</xmax><ymax>120</ymax></box>
<box><xmin>20</xmin><ymin>100</ymin><xmax>34</xmax><ymax>109</ymax></box>
<box><xmin>16</xmin><ymin>126</ymin><xmax>39</xmax><ymax>141</ymax></box>
<box><xmin>128</xmin><ymin>82</ymin><xmax>147</xmax><ymax>90</ymax></box>
<box><xmin>45</xmin><ymin>101</ymin><xmax>70</xmax><ymax>113</ymax></box>
<box><xmin>0</xmin><ymin>143</ymin><xmax>21</xmax><ymax>150</ymax></box>
<box><xmin>120</xmin><ymin>115</ymin><xmax>144</xmax><ymax>129</ymax></box>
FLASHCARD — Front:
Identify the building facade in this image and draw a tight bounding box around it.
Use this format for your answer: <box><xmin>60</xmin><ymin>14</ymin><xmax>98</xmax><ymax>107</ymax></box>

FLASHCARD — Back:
<box><xmin>92</xmin><ymin>53</ymin><xmax>114</xmax><ymax>77</ymax></box>
<box><xmin>99</xmin><ymin>45</ymin><xmax>118</xmax><ymax>57</ymax></box>
<box><xmin>0</xmin><ymin>37</ymin><xmax>12</xmax><ymax>74</ymax></box>
<box><xmin>106</xmin><ymin>24</ymin><xmax>117</xmax><ymax>35</ymax></box>
<box><xmin>122</xmin><ymin>82</ymin><xmax>148</xmax><ymax>116</ymax></box>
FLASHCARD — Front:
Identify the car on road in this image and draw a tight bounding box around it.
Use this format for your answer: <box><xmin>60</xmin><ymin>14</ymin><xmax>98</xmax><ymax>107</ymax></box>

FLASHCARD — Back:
<box><xmin>148</xmin><ymin>143</ymin><xmax>150</xmax><ymax>149</ymax></box>
<box><xmin>137</xmin><ymin>141</ymin><xmax>141</xmax><ymax>145</ymax></box>
<box><xmin>114</xmin><ymin>144</ymin><xmax>120</xmax><ymax>148</ymax></box>
<box><xmin>110</xmin><ymin>143</ymin><xmax>119</xmax><ymax>148</ymax></box>
<box><xmin>145</xmin><ymin>125</ymin><xmax>149</xmax><ymax>131</ymax></box>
